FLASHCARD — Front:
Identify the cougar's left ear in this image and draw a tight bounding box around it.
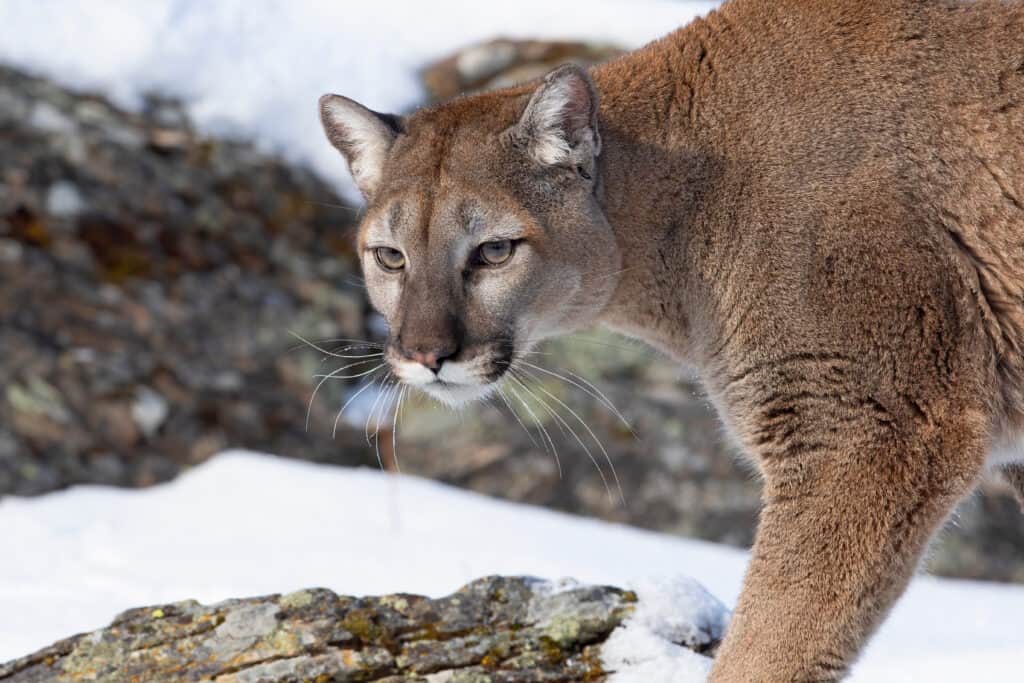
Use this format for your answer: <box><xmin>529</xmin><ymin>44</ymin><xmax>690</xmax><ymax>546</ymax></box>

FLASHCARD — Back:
<box><xmin>319</xmin><ymin>94</ymin><xmax>402</xmax><ymax>200</ymax></box>
<box><xmin>511</xmin><ymin>63</ymin><xmax>601</xmax><ymax>169</ymax></box>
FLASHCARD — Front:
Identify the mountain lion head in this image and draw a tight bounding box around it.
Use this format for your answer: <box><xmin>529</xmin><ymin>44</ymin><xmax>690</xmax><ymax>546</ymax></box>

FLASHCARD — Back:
<box><xmin>320</xmin><ymin>66</ymin><xmax>620</xmax><ymax>406</ymax></box>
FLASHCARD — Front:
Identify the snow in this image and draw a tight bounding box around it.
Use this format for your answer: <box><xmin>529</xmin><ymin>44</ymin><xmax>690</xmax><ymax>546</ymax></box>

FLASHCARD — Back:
<box><xmin>0</xmin><ymin>0</ymin><xmax>720</xmax><ymax>201</ymax></box>
<box><xmin>2</xmin><ymin>451</ymin><xmax>1023</xmax><ymax>681</ymax></box>
<box><xmin>602</xmin><ymin>576</ymin><xmax>728</xmax><ymax>682</ymax></box>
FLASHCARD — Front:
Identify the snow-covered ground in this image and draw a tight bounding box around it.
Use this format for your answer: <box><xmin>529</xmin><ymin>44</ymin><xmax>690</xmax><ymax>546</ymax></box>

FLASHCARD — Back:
<box><xmin>0</xmin><ymin>0</ymin><xmax>719</xmax><ymax>201</ymax></box>
<box><xmin>2</xmin><ymin>452</ymin><xmax>1023</xmax><ymax>680</ymax></box>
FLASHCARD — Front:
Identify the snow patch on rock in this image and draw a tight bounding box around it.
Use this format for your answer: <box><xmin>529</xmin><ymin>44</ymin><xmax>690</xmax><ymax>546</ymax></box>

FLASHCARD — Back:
<box><xmin>602</xmin><ymin>576</ymin><xmax>730</xmax><ymax>682</ymax></box>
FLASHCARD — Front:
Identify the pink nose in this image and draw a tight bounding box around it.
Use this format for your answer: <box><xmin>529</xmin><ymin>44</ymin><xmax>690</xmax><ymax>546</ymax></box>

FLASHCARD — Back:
<box><xmin>409</xmin><ymin>350</ymin><xmax>442</xmax><ymax>368</ymax></box>
<box><xmin>400</xmin><ymin>344</ymin><xmax>458</xmax><ymax>371</ymax></box>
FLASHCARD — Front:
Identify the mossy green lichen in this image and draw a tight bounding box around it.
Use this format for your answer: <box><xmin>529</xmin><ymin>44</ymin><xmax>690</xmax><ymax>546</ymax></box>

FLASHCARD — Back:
<box><xmin>280</xmin><ymin>589</ymin><xmax>315</xmax><ymax>610</ymax></box>
<box><xmin>341</xmin><ymin>609</ymin><xmax>385</xmax><ymax>644</ymax></box>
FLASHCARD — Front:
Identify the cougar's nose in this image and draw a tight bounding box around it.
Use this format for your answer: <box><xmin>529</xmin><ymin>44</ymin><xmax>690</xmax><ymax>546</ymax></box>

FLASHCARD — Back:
<box><xmin>400</xmin><ymin>343</ymin><xmax>458</xmax><ymax>373</ymax></box>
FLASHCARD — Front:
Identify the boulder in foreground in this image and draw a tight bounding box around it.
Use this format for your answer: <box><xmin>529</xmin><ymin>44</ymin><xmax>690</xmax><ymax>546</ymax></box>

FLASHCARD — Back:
<box><xmin>0</xmin><ymin>575</ymin><xmax>728</xmax><ymax>682</ymax></box>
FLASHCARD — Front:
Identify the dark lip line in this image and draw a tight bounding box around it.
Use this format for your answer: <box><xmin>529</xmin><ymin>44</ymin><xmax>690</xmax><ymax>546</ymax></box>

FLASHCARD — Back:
<box><xmin>428</xmin><ymin>379</ymin><xmax>471</xmax><ymax>388</ymax></box>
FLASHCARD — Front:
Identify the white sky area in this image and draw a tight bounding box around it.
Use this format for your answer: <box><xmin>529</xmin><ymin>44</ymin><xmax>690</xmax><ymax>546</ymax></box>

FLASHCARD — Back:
<box><xmin>2</xmin><ymin>453</ymin><xmax>1023</xmax><ymax>681</ymax></box>
<box><xmin>0</xmin><ymin>0</ymin><xmax>719</xmax><ymax>201</ymax></box>
<box><xmin>2</xmin><ymin>2</ymin><xmax>1023</xmax><ymax>679</ymax></box>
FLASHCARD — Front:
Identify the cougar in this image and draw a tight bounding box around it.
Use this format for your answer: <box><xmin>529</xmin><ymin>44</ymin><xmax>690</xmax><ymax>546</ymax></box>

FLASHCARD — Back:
<box><xmin>318</xmin><ymin>0</ymin><xmax>1024</xmax><ymax>679</ymax></box>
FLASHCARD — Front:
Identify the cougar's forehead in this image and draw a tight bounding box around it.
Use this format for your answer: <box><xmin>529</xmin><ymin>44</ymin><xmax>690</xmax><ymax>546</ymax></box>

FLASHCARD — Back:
<box><xmin>377</xmin><ymin>95</ymin><xmax>526</xmax><ymax>191</ymax></box>
<box><xmin>360</xmin><ymin>191</ymin><xmax>534</xmax><ymax>257</ymax></box>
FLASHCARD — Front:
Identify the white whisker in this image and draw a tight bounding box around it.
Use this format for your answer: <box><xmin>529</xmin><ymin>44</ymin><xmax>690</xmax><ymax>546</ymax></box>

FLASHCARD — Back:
<box><xmin>517</xmin><ymin>366</ymin><xmax>625</xmax><ymax>506</ymax></box>
<box><xmin>288</xmin><ymin>330</ymin><xmax>385</xmax><ymax>359</ymax></box>
<box><xmin>366</xmin><ymin>377</ymin><xmax>395</xmax><ymax>447</ymax></box>
<box><xmin>311</xmin><ymin>357</ymin><xmax>387</xmax><ymax>380</ymax></box>
<box><xmin>518</xmin><ymin>360</ymin><xmax>636</xmax><ymax>437</ymax></box>
<box><xmin>333</xmin><ymin>369</ymin><xmax>387</xmax><ymax>439</ymax></box>
<box><xmin>503</xmin><ymin>380</ymin><xmax>562</xmax><ymax>479</ymax></box>
<box><xmin>391</xmin><ymin>385</ymin><xmax>408</xmax><ymax>473</ymax></box>
<box><xmin>373</xmin><ymin>380</ymin><xmax>400</xmax><ymax>472</ymax></box>
<box><xmin>495</xmin><ymin>385</ymin><xmax>540</xmax><ymax>450</ymax></box>
<box><xmin>509</xmin><ymin>371</ymin><xmax>594</xmax><ymax>488</ymax></box>
<box><xmin>306</xmin><ymin>360</ymin><xmax>384</xmax><ymax>431</ymax></box>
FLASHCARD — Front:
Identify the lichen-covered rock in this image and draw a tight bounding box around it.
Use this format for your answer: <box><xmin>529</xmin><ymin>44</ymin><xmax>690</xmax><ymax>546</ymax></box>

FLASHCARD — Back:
<box><xmin>0</xmin><ymin>577</ymin><xmax>670</xmax><ymax>683</ymax></box>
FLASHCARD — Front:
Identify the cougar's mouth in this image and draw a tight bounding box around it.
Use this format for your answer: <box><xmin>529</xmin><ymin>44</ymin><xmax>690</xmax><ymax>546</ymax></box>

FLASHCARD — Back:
<box><xmin>387</xmin><ymin>343</ymin><xmax>515</xmax><ymax>407</ymax></box>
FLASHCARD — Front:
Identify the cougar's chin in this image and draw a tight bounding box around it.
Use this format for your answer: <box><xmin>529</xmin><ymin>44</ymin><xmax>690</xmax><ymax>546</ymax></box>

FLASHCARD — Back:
<box><xmin>419</xmin><ymin>380</ymin><xmax>498</xmax><ymax>407</ymax></box>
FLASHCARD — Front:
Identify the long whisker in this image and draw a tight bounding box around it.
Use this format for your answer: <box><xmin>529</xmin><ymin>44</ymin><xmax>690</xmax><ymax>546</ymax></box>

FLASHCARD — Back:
<box><xmin>333</xmin><ymin>368</ymin><xmax>387</xmax><ymax>439</ymax></box>
<box><xmin>289</xmin><ymin>330</ymin><xmax>385</xmax><ymax>359</ymax></box>
<box><xmin>311</xmin><ymin>356</ymin><xmax>387</xmax><ymax>379</ymax></box>
<box><xmin>306</xmin><ymin>360</ymin><xmax>385</xmax><ymax>430</ymax></box>
<box><xmin>502</xmin><ymin>381</ymin><xmax>562</xmax><ymax>479</ymax></box>
<box><xmin>374</xmin><ymin>379</ymin><xmax>400</xmax><ymax>443</ymax></box>
<box><xmin>495</xmin><ymin>384</ymin><xmax>540</xmax><ymax>449</ymax></box>
<box><xmin>372</xmin><ymin>380</ymin><xmax>400</xmax><ymax>471</ymax></box>
<box><xmin>391</xmin><ymin>385</ymin><xmax>408</xmax><ymax>473</ymax></box>
<box><xmin>285</xmin><ymin>343</ymin><xmax>383</xmax><ymax>357</ymax></box>
<box><xmin>508</xmin><ymin>370</ymin><xmax>597</xmax><ymax>491</ymax></box>
<box><xmin>324</xmin><ymin>343</ymin><xmax>383</xmax><ymax>354</ymax></box>
<box><xmin>517</xmin><ymin>360</ymin><xmax>636</xmax><ymax>437</ymax></box>
<box><xmin>306</xmin><ymin>337</ymin><xmax>384</xmax><ymax>347</ymax></box>
<box><xmin>510</xmin><ymin>369</ymin><xmax>613</xmax><ymax>499</ymax></box>
<box><xmin>517</xmin><ymin>366</ymin><xmax>625</xmax><ymax>506</ymax></box>
<box><xmin>366</xmin><ymin>377</ymin><xmax>395</xmax><ymax>446</ymax></box>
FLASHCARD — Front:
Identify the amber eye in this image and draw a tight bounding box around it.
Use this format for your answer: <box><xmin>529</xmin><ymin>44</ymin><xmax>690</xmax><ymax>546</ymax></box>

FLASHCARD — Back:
<box><xmin>374</xmin><ymin>247</ymin><xmax>406</xmax><ymax>271</ymax></box>
<box><xmin>478</xmin><ymin>239</ymin><xmax>514</xmax><ymax>266</ymax></box>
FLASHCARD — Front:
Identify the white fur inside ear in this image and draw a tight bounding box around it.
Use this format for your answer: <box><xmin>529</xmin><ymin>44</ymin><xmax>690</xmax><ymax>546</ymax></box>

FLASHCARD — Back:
<box><xmin>320</xmin><ymin>95</ymin><xmax>395</xmax><ymax>197</ymax></box>
<box><xmin>518</xmin><ymin>66</ymin><xmax>599</xmax><ymax>168</ymax></box>
<box><xmin>529</xmin><ymin>79</ymin><xmax>577</xmax><ymax>165</ymax></box>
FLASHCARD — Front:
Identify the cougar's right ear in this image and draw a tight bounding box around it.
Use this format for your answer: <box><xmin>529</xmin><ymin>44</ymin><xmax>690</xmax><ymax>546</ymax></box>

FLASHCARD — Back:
<box><xmin>319</xmin><ymin>94</ymin><xmax>402</xmax><ymax>200</ymax></box>
<box><xmin>508</xmin><ymin>64</ymin><xmax>601</xmax><ymax>169</ymax></box>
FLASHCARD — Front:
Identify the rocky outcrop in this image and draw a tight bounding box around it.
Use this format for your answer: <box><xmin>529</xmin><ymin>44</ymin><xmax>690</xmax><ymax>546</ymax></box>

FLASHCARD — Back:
<box><xmin>0</xmin><ymin>65</ymin><xmax>377</xmax><ymax>495</ymax></box>
<box><xmin>0</xmin><ymin>576</ymin><xmax>716</xmax><ymax>683</ymax></box>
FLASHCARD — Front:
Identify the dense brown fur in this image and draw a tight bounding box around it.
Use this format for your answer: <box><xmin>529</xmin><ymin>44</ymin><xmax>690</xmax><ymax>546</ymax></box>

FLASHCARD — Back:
<box><xmin>320</xmin><ymin>0</ymin><xmax>1024</xmax><ymax>679</ymax></box>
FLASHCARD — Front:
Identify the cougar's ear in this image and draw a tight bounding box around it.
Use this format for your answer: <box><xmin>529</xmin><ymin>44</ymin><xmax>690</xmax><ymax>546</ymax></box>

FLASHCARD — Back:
<box><xmin>511</xmin><ymin>63</ymin><xmax>601</xmax><ymax>168</ymax></box>
<box><xmin>319</xmin><ymin>94</ymin><xmax>402</xmax><ymax>199</ymax></box>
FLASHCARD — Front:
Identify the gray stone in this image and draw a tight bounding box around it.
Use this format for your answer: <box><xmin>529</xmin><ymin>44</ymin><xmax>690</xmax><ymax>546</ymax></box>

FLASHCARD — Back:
<box><xmin>27</xmin><ymin>100</ymin><xmax>76</xmax><ymax>134</ymax></box>
<box><xmin>0</xmin><ymin>576</ymin><xmax>654</xmax><ymax>682</ymax></box>
<box><xmin>45</xmin><ymin>181</ymin><xmax>85</xmax><ymax>217</ymax></box>
<box><xmin>130</xmin><ymin>386</ymin><xmax>168</xmax><ymax>437</ymax></box>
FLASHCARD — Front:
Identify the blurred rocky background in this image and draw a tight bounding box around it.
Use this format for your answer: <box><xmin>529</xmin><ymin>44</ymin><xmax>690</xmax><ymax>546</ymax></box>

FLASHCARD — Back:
<box><xmin>2</xmin><ymin>40</ymin><xmax>1022</xmax><ymax>583</ymax></box>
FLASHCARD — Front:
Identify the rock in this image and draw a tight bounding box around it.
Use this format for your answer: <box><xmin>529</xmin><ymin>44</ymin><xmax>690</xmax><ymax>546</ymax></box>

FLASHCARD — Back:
<box><xmin>0</xmin><ymin>576</ymin><xmax>686</xmax><ymax>683</ymax></box>
<box><xmin>130</xmin><ymin>386</ymin><xmax>169</xmax><ymax>438</ymax></box>
<box><xmin>44</xmin><ymin>181</ymin><xmax>85</xmax><ymax>217</ymax></box>
<box><xmin>422</xmin><ymin>39</ymin><xmax>624</xmax><ymax>102</ymax></box>
<box><xmin>0</xmin><ymin>65</ymin><xmax>379</xmax><ymax>495</ymax></box>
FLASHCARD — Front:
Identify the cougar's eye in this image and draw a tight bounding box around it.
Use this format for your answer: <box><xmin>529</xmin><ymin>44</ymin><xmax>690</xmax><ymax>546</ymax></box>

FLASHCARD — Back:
<box><xmin>478</xmin><ymin>239</ymin><xmax>514</xmax><ymax>266</ymax></box>
<box><xmin>374</xmin><ymin>247</ymin><xmax>406</xmax><ymax>271</ymax></box>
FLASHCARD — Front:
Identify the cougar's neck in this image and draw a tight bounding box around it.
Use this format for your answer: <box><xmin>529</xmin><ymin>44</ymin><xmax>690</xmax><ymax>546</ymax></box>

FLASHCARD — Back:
<box><xmin>590</xmin><ymin>14</ymin><xmax>728</xmax><ymax>364</ymax></box>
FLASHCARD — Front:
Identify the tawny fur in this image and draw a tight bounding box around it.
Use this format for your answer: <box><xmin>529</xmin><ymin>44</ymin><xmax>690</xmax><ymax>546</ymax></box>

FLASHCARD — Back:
<box><xmin>320</xmin><ymin>1</ymin><xmax>1024</xmax><ymax>680</ymax></box>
